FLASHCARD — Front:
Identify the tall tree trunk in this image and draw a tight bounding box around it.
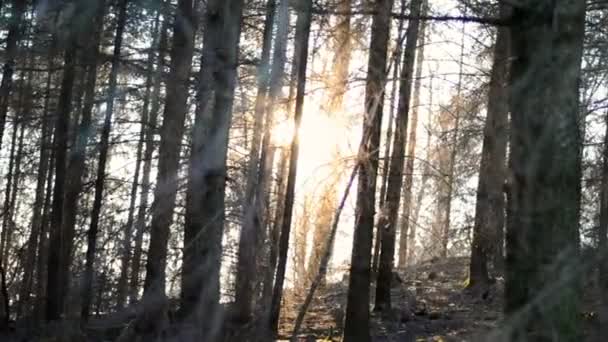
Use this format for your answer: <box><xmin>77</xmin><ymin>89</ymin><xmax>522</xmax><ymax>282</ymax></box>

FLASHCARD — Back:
<box><xmin>36</xmin><ymin>131</ymin><xmax>56</xmax><ymax>322</ymax></box>
<box><xmin>397</xmin><ymin>0</ymin><xmax>427</xmax><ymax>268</ymax></box>
<box><xmin>0</xmin><ymin>0</ymin><xmax>26</xmax><ymax>152</ymax></box>
<box><xmin>374</xmin><ymin>0</ymin><xmax>423</xmax><ymax>311</ymax></box>
<box><xmin>373</xmin><ymin>0</ymin><xmax>405</xmax><ymax>275</ymax></box>
<box><xmin>259</xmin><ymin>147</ymin><xmax>287</xmax><ymax>337</ymax></box>
<box><xmin>598</xmin><ymin>106</ymin><xmax>608</xmax><ymax>330</ymax></box>
<box><xmin>55</xmin><ymin>0</ymin><xmax>106</xmax><ymax>318</ymax></box>
<box><xmin>46</xmin><ymin>31</ymin><xmax>79</xmax><ymax>323</ymax></box>
<box><xmin>441</xmin><ymin>15</ymin><xmax>466</xmax><ymax>259</ymax></box>
<box><xmin>18</xmin><ymin>50</ymin><xmax>56</xmax><ymax>318</ymax></box>
<box><xmin>342</xmin><ymin>0</ymin><xmax>392</xmax><ymax>338</ymax></box>
<box><xmin>115</xmin><ymin>4</ymin><xmax>160</xmax><ymax>312</ymax></box>
<box><xmin>467</xmin><ymin>2</ymin><xmax>510</xmax><ymax>291</ymax></box>
<box><xmin>505</xmin><ymin>0</ymin><xmax>585</xmax><ymax>340</ymax></box>
<box><xmin>269</xmin><ymin>0</ymin><xmax>312</xmax><ymax>334</ymax></box>
<box><xmin>0</xmin><ymin>86</ymin><xmax>22</xmax><ymax>328</ymax></box>
<box><xmin>129</xmin><ymin>5</ymin><xmax>169</xmax><ymax>305</ymax></box>
<box><xmin>179</xmin><ymin>0</ymin><xmax>244</xmax><ymax>338</ymax></box>
<box><xmin>81</xmin><ymin>0</ymin><xmax>128</xmax><ymax>321</ymax></box>
<box><xmin>142</xmin><ymin>0</ymin><xmax>196</xmax><ymax>314</ymax></box>
<box><xmin>233</xmin><ymin>0</ymin><xmax>281</xmax><ymax>323</ymax></box>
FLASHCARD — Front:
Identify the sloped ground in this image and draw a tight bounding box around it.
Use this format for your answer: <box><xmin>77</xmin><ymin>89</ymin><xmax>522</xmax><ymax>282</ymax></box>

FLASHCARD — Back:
<box><xmin>278</xmin><ymin>257</ymin><xmax>503</xmax><ymax>341</ymax></box>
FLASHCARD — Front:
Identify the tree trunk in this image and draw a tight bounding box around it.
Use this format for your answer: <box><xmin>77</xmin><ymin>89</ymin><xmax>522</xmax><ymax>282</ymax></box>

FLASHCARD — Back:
<box><xmin>269</xmin><ymin>0</ymin><xmax>312</xmax><ymax>334</ymax></box>
<box><xmin>36</xmin><ymin>129</ymin><xmax>56</xmax><ymax>322</ymax></box>
<box><xmin>142</xmin><ymin>0</ymin><xmax>196</xmax><ymax>310</ymax></box>
<box><xmin>179</xmin><ymin>0</ymin><xmax>243</xmax><ymax>338</ymax></box>
<box><xmin>468</xmin><ymin>2</ymin><xmax>510</xmax><ymax>291</ymax></box>
<box><xmin>53</xmin><ymin>0</ymin><xmax>106</xmax><ymax>319</ymax></box>
<box><xmin>81</xmin><ymin>0</ymin><xmax>128</xmax><ymax>321</ymax></box>
<box><xmin>441</xmin><ymin>15</ymin><xmax>466</xmax><ymax>260</ymax></box>
<box><xmin>374</xmin><ymin>0</ymin><xmax>422</xmax><ymax>311</ymax></box>
<box><xmin>342</xmin><ymin>0</ymin><xmax>392</xmax><ymax>338</ymax></box>
<box><xmin>373</xmin><ymin>0</ymin><xmax>405</xmax><ymax>275</ymax></box>
<box><xmin>598</xmin><ymin>104</ymin><xmax>608</xmax><ymax>330</ymax></box>
<box><xmin>397</xmin><ymin>0</ymin><xmax>427</xmax><ymax>268</ymax></box>
<box><xmin>505</xmin><ymin>1</ymin><xmax>585</xmax><ymax>340</ymax></box>
<box><xmin>18</xmin><ymin>50</ymin><xmax>55</xmax><ymax>318</ymax></box>
<box><xmin>129</xmin><ymin>4</ymin><xmax>169</xmax><ymax>305</ymax></box>
<box><xmin>233</xmin><ymin>0</ymin><xmax>284</xmax><ymax>324</ymax></box>
<box><xmin>0</xmin><ymin>0</ymin><xmax>26</xmax><ymax>152</ymax></box>
<box><xmin>115</xmin><ymin>4</ymin><xmax>160</xmax><ymax>312</ymax></box>
<box><xmin>46</xmin><ymin>30</ymin><xmax>79</xmax><ymax>322</ymax></box>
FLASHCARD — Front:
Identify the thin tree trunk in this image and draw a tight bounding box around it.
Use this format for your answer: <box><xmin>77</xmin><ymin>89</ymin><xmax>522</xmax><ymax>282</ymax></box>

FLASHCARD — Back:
<box><xmin>342</xmin><ymin>0</ymin><xmax>393</xmax><ymax>338</ymax></box>
<box><xmin>0</xmin><ymin>0</ymin><xmax>26</xmax><ymax>152</ymax></box>
<box><xmin>468</xmin><ymin>2</ymin><xmax>510</xmax><ymax>291</ymax></box>
<box><xmin>375</xmin><ymin>0</ymin><xmax>422</xmax><ymax>311</ymax></box>
<box><xmin>56</xmin><ymin>0</ymin><xmax>106</xmax><ymax>317</ymax></box>
<box><xmin>373</xmin><ymin>0</ymin><xmax>405</xmax><ymax>275</ymax></box>
<box><xmin>142</xmin><ymin>0</ymin><xmax>196</xmax><ymax>310</ymax></box>
<box><xmin>441</xmin><ymin>14</ymin><xmax>466</xmax><ymax>259</ymax></box>
<box><xmin>233</xmin><ymin>0</ymin><xmax>280</xmax><ymax>323</ymax></box>
<box><xmin>46</xmin><ymin>33</ymin><xmax>78</xmax><ymax>323</ymax></box>
<box><xmin>18</xmin><ymin>53</ymin><xmax>55</xmax><ymax>318</ymax></box>
<box><xmin>397</xmin><ymin>0</ymin><xmax>427</xmax><ymax>268</ymax></box>
<box><xmin>129</xmin><ymin>4</ymin><xmax>169</xmax><ymax>305</ymax></box>
<box><xmin>598</xmin><ymin>108</ymin><xmax>608</xmax><ymax>328</ymax></box>
<box><xmin>115</xmin><ymin>6</ymin><xmax>160</xmax><ymax>311</ymax></box>
<box><xmin>505</xmin><ymin>0</ymin><xmax>585</xmax><ymax>340</ymax></box>
<box><xmin>36</xmin><ymin>132</ymin><xmax>56</xmax><ymax>322</ymax></box>
<box><xmin>269</xmin><ymin>0</ymin><xmax>312</xmax><ymax>334</ymax></box>
<box><xmin>81</xmin><ymin>0</ymin><xmax>128</xmax><ymax>321</ymax></box>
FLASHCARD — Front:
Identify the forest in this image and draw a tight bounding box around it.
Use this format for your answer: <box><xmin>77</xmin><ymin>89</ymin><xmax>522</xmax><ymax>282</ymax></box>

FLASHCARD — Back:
<box><xmin>0</xmin><ymin>0</ymin><xmax>605</xmax><ymax>340</ymax></box>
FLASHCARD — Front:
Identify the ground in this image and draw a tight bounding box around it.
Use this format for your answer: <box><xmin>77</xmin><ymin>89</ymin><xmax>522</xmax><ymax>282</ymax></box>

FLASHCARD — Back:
<box><xmin>278</xmin><ymin>257</ymin><xmax>504</xmax><ymax>341</ymax></box>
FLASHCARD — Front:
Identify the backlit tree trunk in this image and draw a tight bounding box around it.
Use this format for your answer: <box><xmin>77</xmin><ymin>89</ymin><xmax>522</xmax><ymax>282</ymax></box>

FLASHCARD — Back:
<box><xmin>468</xmin><ymin>2</ymin><xmax>510</xmax><ymax>290</ymax></box>
<box><xmin>375</xmin><ymin>0</ymin><xmax>422</xmax><ymax>310</ymax></box>
<box><xmin>343</xmin><ymin>0</ymin><xmax>393</xmax><ymax>338</ymax></box>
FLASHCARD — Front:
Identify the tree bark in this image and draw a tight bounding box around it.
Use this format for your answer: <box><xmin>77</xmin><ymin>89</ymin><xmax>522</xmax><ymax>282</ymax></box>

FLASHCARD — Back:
<box><xmin>343</xmin><ymin>0</ymin><xmax>393</xmax><ymax>338</ymax></box>
<box><xmin>0</xmin><ymin>0</ymin><xmax>27</xmax><ymax>152</ymax></box>
<box><xmin>397</xmin><ymin>0</ymin><xmax>427</xmax><ymax>268</ymax></box>
<box><xmin>505</xmin><ymin>1</ymin><xmax>585</xmax><ymax>340</ymax></box>
<box><xmin>268</xmin><ymin>0</ymin><xmax>312</xmax><ymax>334</ymax></box>
<box><xmin>81</xmin><ymin>0</ymin><xmax>128</xmax><ymax>321</ymax></box>
<box><xmin>46</xmin><ymin>31</ymin><xmax>79</xmax><ymax>323</ymax></box>
<box><xmin>115</xmin><ymin>4</ymin><xmax>160</xmax><ymax>312</ymax></box>
<box><xmin>233</xmin><ymin>0</ymin><xmax>282</xmax><ymax>323</ymax></box>
<box><xmin>142</xmin><ymin>0</ymin><xmax>196</xmax><ymax>305</ymax></box>
<box><xmin>53</xmin><ymin>0</ymin><xmax>106</xmax><ymax>318</ymax></box>
<box><xmin>18</xmin><ymin>47</ymin><xmax>55</xmax><ymax>319</ymax></box>
<box><xmin>467</xmin><ymin>2</ymin><xmax>510</xmax><ymax>291</ymax></box>
<box><xmin>129</xmin><ymin>4</ymin><xmax>169</xmax><ymax>305</ymax></box>
<box><xmin>179</xmin><ymin>0</ymin><xmax>243</xmax><ymax>338</ymax></box>
<box><xmin>374</xmin><ymin>0</ymin><xmax>422</xmax><ymax>311</ymax></box>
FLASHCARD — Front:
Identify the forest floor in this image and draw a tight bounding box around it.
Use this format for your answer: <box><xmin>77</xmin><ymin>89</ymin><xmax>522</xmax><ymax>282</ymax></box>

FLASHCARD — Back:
<box><xmin>279</xmin><ymin>257</ymin><xmax>503</xmax><ymax>342</ymax></box>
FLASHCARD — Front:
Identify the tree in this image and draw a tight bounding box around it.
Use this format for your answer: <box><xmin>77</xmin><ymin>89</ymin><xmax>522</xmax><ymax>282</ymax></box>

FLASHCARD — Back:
<box><xmin>342</xmin><ymin>0</ymin><xmax>393</xmax><ymax>338</ymax></box>
<box><xmin>81</xmin><ymin>0</ymin><xmax>129</xmax><ymax>320</ymax></box>
<box><xmin>269</xmin><ymin>0</ymin><xmax>313</xmax><ymax>334</ymax></box>
<box><xmin>375</xmin><ymin>0</ymin><xmax>423</xmax><ymax>311</ymax></box>
<box><xmin>129</xmin><ymin>2</ymin><xmax>170</xmax><ymax>305</ymax></box>
<box><xmin>46</xmin><ymin>0</ymin><xmax>104</xmax><ymax>320</ymax></box>
<box><xmin>0</xmin><ymin>0</ymin><xmax>27</xmax><ymax>152</ymax></box>
<box><xmin>179</xmin><ymin>0</ymin><xmax>244</xmax><ymax>338</ymax></box>
<box><xmin>142</xmin><ymin>0</ymin><xmax>196</xmax><ymax>305</ymax></box>
<box><xmin>505</xmin><ymin>0</ymin><xmax>585</xmax><ymax>339</ymax></box>
<box><xmin>397</xmin><ymin>0</ymin><xmax>427</xmax><ymax>268</ymax></box>
<box><xmin>116</xmin><ymin>7</ymin><xmax>160</xmax><ymax>310</ymax></box>
<box><xmin>467</xmin><ymin>2</ymin><xmax>510</xmax><ymax>291</ymax></box>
